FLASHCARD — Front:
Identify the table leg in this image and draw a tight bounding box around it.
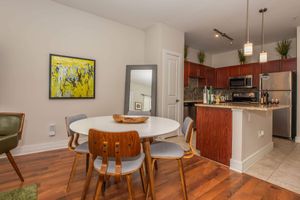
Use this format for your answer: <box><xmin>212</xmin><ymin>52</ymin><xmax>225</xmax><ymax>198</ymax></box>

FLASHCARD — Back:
<box><xmin>143</xmin><ymin>138</ymin><xmax>156</xmax><ymax>200</ymax></box>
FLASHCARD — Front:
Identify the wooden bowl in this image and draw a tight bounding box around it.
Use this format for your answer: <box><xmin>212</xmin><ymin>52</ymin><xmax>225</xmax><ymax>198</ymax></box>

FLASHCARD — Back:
<box><xmin>113</xmin><ymin>114</ymin><xmax>148</xmax><ymax>124</ymax></box>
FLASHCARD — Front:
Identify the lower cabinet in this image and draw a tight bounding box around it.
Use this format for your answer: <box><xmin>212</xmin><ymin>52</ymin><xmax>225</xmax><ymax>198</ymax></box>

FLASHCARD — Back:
<box><xmin>196</xmin><ymin>107</ymin><xmax>232</xmax><ymax>166</ymax></box>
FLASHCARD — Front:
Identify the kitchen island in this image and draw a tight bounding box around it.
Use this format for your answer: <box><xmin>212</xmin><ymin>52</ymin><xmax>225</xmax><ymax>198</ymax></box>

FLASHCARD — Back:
<box><xmin>195</xmin><ymin>103</ymin><xmax>289</xmax><ymax>172</ymax></box>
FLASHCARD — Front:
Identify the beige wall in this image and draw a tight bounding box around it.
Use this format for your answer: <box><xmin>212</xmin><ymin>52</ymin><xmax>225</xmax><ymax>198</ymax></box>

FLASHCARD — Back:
<box><xmin>296</xmin><ymin>27</ymin><xmax>300</xmax><ymax>143</ymax></box>
<box><xmin>186</xmin><ymin>47</ymin><xmax>212</xmax><ymax>66</ymax></box>
<box><xmin>145</xmin><ymin>23</ymin><xmax>184</xmax><ymax>123</ymax></box>
<box><xmin>212</xmin><ymin>38</ymin><xmax>297</xmax><ymax>67</ymax></box>
<box><xmin>0</xmin><ymin>0</ymin><xmax>145</xmax><ymax>147</ymax></box>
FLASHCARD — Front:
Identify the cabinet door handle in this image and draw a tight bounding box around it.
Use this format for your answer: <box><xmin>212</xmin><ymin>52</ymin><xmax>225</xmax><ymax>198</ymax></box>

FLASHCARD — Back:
<box><xmin>176</xmin><ymin>99</ymin><xmax>180</xmax><ymax>103</ymax></box>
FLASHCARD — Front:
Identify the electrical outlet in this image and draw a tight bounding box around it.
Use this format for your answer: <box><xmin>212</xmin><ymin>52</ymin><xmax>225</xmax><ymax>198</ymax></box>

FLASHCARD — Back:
<box><xmin>49</xmin><ymin>124</ymin><xmax>56</xmax><ymax>136</ymax></box>
<box><xmin>257</xmin><ymin>130</ymin><xmax>265</xmax><ymax>138</ymax></box>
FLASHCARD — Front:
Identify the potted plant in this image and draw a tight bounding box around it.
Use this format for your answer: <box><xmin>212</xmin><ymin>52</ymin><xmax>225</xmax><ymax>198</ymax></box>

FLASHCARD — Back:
<box><xmin>198</xmin><ymin>51</ymin><xmax>205</xmax><ymax>64</ymax></box>
<box><xmin>276</xmin><ymin>40</ymin><xmax>291</xmax><ymax>59</ymax></box>
<box><xmin>238</xmin><ymin>49</ymin><xmax>246</xmax><ymax>64</ymax></box>
<box><xmin>184</xmin><ymin>45</ymin><xmax>188</xmax><ymax>60</ymax></box>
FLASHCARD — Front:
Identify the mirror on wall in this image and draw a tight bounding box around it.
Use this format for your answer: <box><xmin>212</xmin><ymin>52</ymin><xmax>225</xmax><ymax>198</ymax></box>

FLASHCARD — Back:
<box><xmin>124</xmin><ymin>65</ymin><xmax>157</xmax><ymax>116</ymax></box>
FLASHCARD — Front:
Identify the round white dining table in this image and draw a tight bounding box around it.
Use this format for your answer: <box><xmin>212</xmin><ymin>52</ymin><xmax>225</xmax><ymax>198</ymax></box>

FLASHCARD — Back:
<box><xmin>70</xmin><ymin>116</ymin><xmax>180</xmax><ymax>200</ymax></box>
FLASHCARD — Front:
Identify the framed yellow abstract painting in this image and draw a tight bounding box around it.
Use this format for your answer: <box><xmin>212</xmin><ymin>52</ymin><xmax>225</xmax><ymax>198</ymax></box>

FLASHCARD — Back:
<box><xmin>49</xmin><ymin>54</ymin><xmax>96</xmax><ymax>99</ymax></box>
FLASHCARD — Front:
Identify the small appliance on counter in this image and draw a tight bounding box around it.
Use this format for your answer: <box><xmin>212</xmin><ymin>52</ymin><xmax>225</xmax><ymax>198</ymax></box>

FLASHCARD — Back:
<box><xmin>232</xmin><ymin>92</ymin><xmax>258</xmax><ymax>103</ymax></box>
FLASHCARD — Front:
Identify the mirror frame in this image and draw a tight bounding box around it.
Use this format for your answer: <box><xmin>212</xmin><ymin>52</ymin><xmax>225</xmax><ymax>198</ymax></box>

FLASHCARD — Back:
<box><xmin>124</xmin><ymin>65</ymin><xmax>157</xmax><ymax>116</ymax></box>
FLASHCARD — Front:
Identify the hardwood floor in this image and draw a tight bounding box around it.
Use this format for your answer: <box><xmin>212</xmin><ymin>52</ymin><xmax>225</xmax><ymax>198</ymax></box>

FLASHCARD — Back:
<box><xmin>0</xmin><ymin>149</ymin><xmax>299</xmax><ymax>200</ymax></box>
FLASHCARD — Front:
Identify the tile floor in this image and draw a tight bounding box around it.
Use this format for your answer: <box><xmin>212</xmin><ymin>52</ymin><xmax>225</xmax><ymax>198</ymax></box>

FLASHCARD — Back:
<box><xmin>245</xmin><ymin>137</ymin><xmax>300</xmax><ymax>194</ymax></box>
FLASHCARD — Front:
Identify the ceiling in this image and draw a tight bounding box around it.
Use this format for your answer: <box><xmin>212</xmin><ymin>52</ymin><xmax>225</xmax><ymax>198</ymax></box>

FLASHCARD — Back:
<box><xmin>53</xmin><ymin>0</ymin><xmax>300</xmax><ymax>54</ymax></box>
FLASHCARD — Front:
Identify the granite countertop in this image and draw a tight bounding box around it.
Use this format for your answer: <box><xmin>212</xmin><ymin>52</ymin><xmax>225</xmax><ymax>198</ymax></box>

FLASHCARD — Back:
<box><xmin>195</xmin><ymin>103</ymin><xmax>290</xmax><ymax>111</ymax></box>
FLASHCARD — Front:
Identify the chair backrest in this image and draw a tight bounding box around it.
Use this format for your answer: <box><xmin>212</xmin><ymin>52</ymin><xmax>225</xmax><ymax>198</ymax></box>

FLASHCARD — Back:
<box><xmin>182</xmin><ymin>117</ymin><xmax>194</xmax><ymax>143</ymax></box>
<box><xmin>0</xmin><ymin>113</ymin><xmax>25</xmax><ymax>139</ymax></box>
<box><xmin>65</xmin><ymin>114</ymin><xmax>87</xmax><ymax>150</ymax></box>
<box><xmin>88</xmin><ymin>129</ymin><xmax>141</xmax><ymax>176</ymax></box>
<box><xmin>65</xmin><ymin>114</ymin><xmax>87</xmax><ymax>137</ymax></box>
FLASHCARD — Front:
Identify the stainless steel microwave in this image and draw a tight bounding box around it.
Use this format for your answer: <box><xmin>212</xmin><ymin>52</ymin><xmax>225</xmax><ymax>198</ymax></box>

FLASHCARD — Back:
<box><xmin>229</xmin><ymin>75</ymin><xmax>253</xmax><ymax>89</ymax></box>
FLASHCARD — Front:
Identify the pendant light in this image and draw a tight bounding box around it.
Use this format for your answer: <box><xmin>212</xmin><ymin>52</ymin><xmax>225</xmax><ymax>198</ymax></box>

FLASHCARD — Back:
<box><xmin>244</xmin><ymin>0</ymin><xmax>253</xmax><ymax>56</ymax></box>
<box><xmin>259</xmin><ymin>8</ymin><xmax>268</xmax><ymax>63</ymax></box>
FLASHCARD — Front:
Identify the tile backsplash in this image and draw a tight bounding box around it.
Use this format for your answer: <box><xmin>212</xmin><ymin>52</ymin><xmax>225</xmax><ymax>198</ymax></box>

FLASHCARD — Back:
<box><xmin>184</xmin><ymin>82</ymin><xmax>258</xmax><ymax>101</ymax></box>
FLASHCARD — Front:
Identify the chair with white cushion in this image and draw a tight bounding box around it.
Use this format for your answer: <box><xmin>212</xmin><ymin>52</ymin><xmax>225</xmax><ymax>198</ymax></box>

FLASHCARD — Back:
<box><xmin>156</xmin><ymin>117</ymin><xmax>194</xmax><ymax>158</ymax></box>
<box><xmin>65</xmin><ymin>114</ymin><xmax>89</xmax><ymax>192</ymax></box>
<box><xmin>86</xmin><ymin>129</ymin><xmax>146</xmax><ymax>200</ymax></box>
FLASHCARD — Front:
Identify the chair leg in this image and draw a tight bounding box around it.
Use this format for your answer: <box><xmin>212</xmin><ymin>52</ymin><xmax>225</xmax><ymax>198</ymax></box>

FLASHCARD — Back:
<box><xmin>146</xmin><ymin>159</ymin><xmax>156</xmax><ymax>199</ymax></box>
<box><xmin>5</xmin><ymin>151</ymin><xmax>24</xmax><ymax>182</ymax></box>
<box><xmin>126</xmin><ymin>174</ymin><xmax>134</xmax><ymax>200</ymax></box>
<box><xmin>154</xmin><ymin>161</ymin><xmax>158</xmax><ymax>170</ymax></box>
<box><xmin>139</xmin><ymin>163</ymin><xmax>147</xmax><ymax>193</ymax></box>
<box><xmin>178</xmin><ymin>159</ymin><xmax>188</xmax><ymax>200</ymax></box>
<box><xmin>94</xmin><ymin>175</ymin><xmax>104</xmax><ymax>200</ymax></box>
<box><xmin>81</xmin><ymin>157</ymin><xmax>94</xmax><ymax>200</ymax></box>
<box><xmin>66</xmin><ymin>153</ymin><xmax>79</xmax><ymax>192</ymax></box>
<box><xmin>86</xmin><ymin>153</ymin><xmax>90</xmax><ymax>174</ymax></box>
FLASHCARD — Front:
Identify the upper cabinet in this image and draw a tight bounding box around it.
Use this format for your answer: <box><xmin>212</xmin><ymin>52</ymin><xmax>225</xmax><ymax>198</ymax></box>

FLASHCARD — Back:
<box><xmin>261</xmin><ymin>60</ymin><xmax>281</xmax><ymax>73</ymax></box>
<box><xmin>280</xmin><ymin>58</ymin><xmax>297</xmax><ymax>72</ymax></box>
<box><xmin>185</xmin><ymin>58</ymin><xmax>296</xmax><ymax>89</ymax></box>
<box><xmin>228</xmin><ymin>66</ymin><xmax>240</xmax><ymax>77</ymax></box>
<box><xmin>184</xmin><ymin>61</ymin><xmax>216</xmax><ymax>87</ymax></box>
<box><xmin>216</xmin><ymin>67</ymin><xmax>229</xmax><ymax>89</ymax></box>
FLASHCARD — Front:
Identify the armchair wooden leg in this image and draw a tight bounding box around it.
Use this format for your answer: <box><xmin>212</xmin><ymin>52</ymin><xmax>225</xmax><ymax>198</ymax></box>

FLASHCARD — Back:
<box><xmin>94</xmin><ymin>175</ymin><xmax>104</xmax><ymax>200</ymax></box>
<box><xmin>139</xmin><ymin>163</ymin><xmax>147</xmax><ymax>193</ymax></box>
<box><xmin>66</xmin><ymin>153</ymin><xmax>79</xmax><ymax>192</ymax></box>
<box><xmin>81</xmin><ymin>157</ymin><xmax>94</xmax><ymax>200</ymax></box>
<box><xmin>178</xmin><ymin>158</ymin><xmax>188</xmax><ymax>200</ymax></box>
<box><xmin>86</xmin><ymin>153</ymin><xmax>90</xmax><ymax>174</ymax></box>
<box><xmin>6</xmin><ymin>151</ymin><xmax>24</xmax><ymax>182</ymax></box>
<box><xmin>126</xmin><ymin>174</ymin><xmax>134</xmax><ymax>200</ymax></box>
<box><xmin>146</xmin><ymin>159</ymin><xmax>156</xmax><ymax>199</ymax></box>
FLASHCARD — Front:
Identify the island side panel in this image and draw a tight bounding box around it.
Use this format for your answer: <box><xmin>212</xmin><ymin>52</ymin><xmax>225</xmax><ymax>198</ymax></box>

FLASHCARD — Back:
<box><xmin>196</xmin><ymin>107</ymin><xmax>232</xmax><ymax>166</ymax></box>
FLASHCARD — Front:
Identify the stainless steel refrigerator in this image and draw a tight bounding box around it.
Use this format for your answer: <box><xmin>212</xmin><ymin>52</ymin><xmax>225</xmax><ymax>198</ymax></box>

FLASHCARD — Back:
<box><xmin>259</xmin><ymin>71</ymin><xmax>297</xmax><ymax>139</ymax></box>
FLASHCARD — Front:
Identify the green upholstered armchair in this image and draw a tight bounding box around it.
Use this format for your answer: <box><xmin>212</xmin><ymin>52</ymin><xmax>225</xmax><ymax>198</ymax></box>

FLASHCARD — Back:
<box><xmin>0</xmin><ymin>112</ymin><xmax>25</xmax><ymax>181</ymax></box>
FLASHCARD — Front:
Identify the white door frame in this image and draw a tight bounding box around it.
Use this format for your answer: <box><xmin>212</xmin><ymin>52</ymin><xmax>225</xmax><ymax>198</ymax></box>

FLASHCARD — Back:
<box><xmin>162</xmin><ymin>49</ymin><xmax>183</xmax><ymax>124</ymax></box>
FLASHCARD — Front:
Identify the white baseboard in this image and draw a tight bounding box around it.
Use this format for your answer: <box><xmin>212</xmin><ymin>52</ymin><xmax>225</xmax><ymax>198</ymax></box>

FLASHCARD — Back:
<box><xmin>295</xmin><ymin>136</ymin><xmax>300</xmax><ymax>143</ymax></box>
<box><xmin>230</xmin><ymin>142</ymin><xmax>273</xmax><ymax>173</ymax></box>
<box><xmin>0</xmin><ymin>139</ymin><xmax>69</xmax><ymax>158</ymax></box>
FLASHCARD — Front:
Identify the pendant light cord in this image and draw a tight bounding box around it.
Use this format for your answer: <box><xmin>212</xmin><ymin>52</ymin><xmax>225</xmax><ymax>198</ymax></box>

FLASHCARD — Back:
<box><xmin>260</xmin><ymin>8</ymin><xmax>267</xmax><ymax>52</ymax></box>
<box><xmin>246</xmin><ymin>0</ymin><xmax>250</xmax><ymax>43</ymax></box>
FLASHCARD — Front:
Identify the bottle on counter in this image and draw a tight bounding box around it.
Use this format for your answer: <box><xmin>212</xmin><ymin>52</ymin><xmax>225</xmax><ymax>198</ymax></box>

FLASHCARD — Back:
<box><xmin>203</xmin><ymin>86</ymin><xmax>208</xmax><ymax>104</ymax></box>
<box><xmin>208</xmin><ymin>86</ymin><xmax>213</xmax><ymax>104</ymax></box>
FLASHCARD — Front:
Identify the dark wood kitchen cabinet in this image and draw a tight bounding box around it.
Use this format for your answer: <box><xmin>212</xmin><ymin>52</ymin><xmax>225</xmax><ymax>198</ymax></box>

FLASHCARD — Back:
<box><xmin>228</xmin><ymin>66</ymin><xmax>240</xmax><ymax>77</ymax></box>
<box><xmin>205</xmin><ymin>67</ymin><xmax>216</xmax><ymax>87</ymax></box>
<box><xmin>185</xmin><ymin>58</ymin><xmax>296</xmax><ymax>88</ymax></box>
<box><xmin>261</xmin><ymin>60</ymin><xmax>281</xmax><ymax>73</ymax></box>
<box><xmin>196</xmin><ymin>107</ymin><xmax>232</xmax><ymax>166</ymax></box>
<box><xmin>280</xmin><ymin>58</ymin><xmax>297</xmax><ymax>72</ymax></box>
<box><xmin>216</xmin><ymin>67</ymin><xmax>229</xmax><ymax>89</ymax></box>
<box><xmin>240</xmin><ymin>63</ymin><xmax>253</xmax><ymax>75</ymax></box>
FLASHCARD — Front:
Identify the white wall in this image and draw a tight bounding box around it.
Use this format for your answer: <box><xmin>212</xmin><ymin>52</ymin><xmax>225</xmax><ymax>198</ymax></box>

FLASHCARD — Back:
<box><xmin>296</xmin><ymin>27</ymin><xmax>300</xmax><ymax>143</ymax></box>
<box><xmin>186</xmin><ymin>47</ymin><xmax>212</xmax><ymax>66</ymax></box>
<box><xmin>212</xmin><ymin>38</ymin><xmax>297</xmax><ymax>67</ymax></box>
<box><xmin>0</xmin><ymin>0</ymin><xmax>145</xmax><ymax>149</ymax></box>
<box><xmin>145</xmin><ymin>23</ymin><xmax>185</xmax><ymax>124</ymax></box>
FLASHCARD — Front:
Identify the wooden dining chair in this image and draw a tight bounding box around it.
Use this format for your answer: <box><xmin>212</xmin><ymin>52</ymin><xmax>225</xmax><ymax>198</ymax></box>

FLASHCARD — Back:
<box><xmin>0</xmin><ymin>113</ymin><xmax>25</xmax><ymax>182</ymax></box>
<box><xmin>87</xmin><ymin>129</ymin><xmax>146</xmax><ymax>200</ymax></box>
<box><xmin>65</xmin><ymin>114</ymin><xmax>89</xmax><ymax>192</ymax></box>
<box><xmin>156</xmin><ymin>117</ymin><xmax>195</xmax><ymax>158</ymax></box>
<box><xmin>146</xmin><ymin>117</ymin><xmax>194</xmax><ymax>200</ymax></box>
